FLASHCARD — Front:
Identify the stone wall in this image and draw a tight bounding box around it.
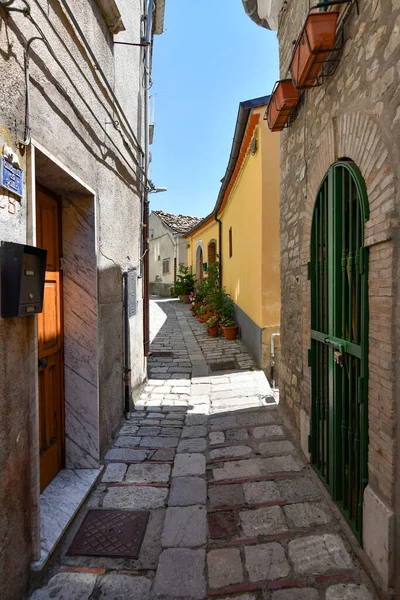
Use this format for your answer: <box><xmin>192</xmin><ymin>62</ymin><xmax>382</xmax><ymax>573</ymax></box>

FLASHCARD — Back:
<box><xmin>277</xmin><ymin>0</ymin><xmax>400</xmax><ymax>594</ymax></box>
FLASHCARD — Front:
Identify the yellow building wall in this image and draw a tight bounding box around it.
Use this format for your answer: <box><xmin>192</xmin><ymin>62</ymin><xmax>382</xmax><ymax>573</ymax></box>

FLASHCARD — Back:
<box><xmin>221</xmin><ymin>125</ymin><xmax>263</xmax><ymax>327</ymax></box>
<box><xmin>186</xmin><ymin>219</ymin><xmax>219</xmax><ymax>277</ymax></box>
<box><xmin>260</xmin><ymin>112</ymin><xmax>281</xmax><ymax>370</ymax></box>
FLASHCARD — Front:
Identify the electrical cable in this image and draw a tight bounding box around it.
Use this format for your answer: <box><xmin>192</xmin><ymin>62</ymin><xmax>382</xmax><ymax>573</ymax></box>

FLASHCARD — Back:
<box><xmin>31</xmin><ymin>0</ymin><xmax>144</xmax><ymax>160</ymax></box>
<box><xmin>57</xmin><ymin>0</ymin><xmax>145</xmax><ymax>158</ymax></box>
<box><xmin>12</xmin><ymin>8</ymin><xmax>153</xmax><ymax>188</ymax></box>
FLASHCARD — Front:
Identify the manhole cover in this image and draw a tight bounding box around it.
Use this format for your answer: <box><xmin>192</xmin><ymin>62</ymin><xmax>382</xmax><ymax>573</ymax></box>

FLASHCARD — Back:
<box><xmin>67</xmin><ymin>510</ymin><xmax>149</xmax><ymax>558</ymax></box>
<box><xmin>150</xmin><ymin>351</ymin><xmax>173</xmax><ymax>358</ymax></box>
<box><xmin>209</xmin><ymin>361</ymin><xmax>236</xmax><ymax>371</ymax></box>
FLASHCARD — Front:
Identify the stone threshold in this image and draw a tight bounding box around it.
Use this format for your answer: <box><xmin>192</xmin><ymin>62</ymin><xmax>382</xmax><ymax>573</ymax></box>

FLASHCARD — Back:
<box><xmin>31</xmin><ymin>468</ymin><xmax>102</xmax><ymax>572</ymax></box>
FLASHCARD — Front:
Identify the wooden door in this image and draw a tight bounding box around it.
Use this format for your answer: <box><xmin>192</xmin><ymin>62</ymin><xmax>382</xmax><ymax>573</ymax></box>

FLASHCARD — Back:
<box><xmin>36</xmin><ymin>186</ymin><xmax>64</xmax><ymax>492</ymax></box>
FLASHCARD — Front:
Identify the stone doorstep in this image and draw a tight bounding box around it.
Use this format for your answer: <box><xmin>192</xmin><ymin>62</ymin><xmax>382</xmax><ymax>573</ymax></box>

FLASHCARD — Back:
<box><xmin>31</xmin><ymin>467</ymin><xmax>103</xmax><ymax>572</ymax></box>
<box><xmin>207</xmin><ymin>573</ymin><xmax>356</xmax><ymax>596</ymax></box>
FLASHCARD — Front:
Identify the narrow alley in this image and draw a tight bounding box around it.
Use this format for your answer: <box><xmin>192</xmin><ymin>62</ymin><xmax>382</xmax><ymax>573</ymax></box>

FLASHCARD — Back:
<box><xmin>31</xmin><ymin>298</ymin><xmax>378</xmax><ymax>600</ymax></box>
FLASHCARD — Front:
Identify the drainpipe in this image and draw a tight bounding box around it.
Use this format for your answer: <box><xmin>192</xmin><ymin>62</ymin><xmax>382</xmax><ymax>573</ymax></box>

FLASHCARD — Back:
<box><xmin>123</xmin><ymin>272</ymin><xmax>131</xmax><ymax>416</ymax></box>
<box><xmin>270</xmin><ymin>332</ymin><xmax>280</xmax><ymax>388</ymax></box>
<box><xmin>143</xmin><ymin>0</ymin><xmax>154</xmax><ymax>357</ymax></box>
<box><xmin>214</xmin><ymin>213</ymin><xmax>223</xmax><ymax>286</ymax></box>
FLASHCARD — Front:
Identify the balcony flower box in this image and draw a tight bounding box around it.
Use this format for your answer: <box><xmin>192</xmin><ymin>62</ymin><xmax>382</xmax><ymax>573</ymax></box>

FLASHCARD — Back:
<box><xmin>266</xmin><ymin>80</ymin><xmax>300</xmax><ymax>132</ymax></box>
<box><xmin>290</xmin><ymin>11</ymin><xmax>339</xmax><ymax>89</ymax></box>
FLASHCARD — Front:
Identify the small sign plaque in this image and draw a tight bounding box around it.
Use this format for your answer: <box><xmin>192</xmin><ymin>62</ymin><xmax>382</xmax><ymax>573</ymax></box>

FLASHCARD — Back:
<box><xmin>1</xmin><ymin>157</ymin><xmax>23</xmax><ymax>198</ymax></box>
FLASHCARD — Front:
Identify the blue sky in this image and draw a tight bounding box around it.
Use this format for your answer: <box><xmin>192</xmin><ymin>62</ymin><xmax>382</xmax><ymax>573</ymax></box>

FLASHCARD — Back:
<box><xmin>149</xmin><ymin>0</ymin><xmax>279</xmax><ymax>218</ymax></box>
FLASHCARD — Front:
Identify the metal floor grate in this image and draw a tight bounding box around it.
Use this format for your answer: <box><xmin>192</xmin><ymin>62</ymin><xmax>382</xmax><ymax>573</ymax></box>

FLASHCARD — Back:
<box><xmin>67</xmin><ymin>510</ymin><xmax>149</xmax><ymax>558</ymax></box>
<box><xmin>150</xmin><ymin>351</ymin><xmax>174</xmax><ymax>358</ymax></box>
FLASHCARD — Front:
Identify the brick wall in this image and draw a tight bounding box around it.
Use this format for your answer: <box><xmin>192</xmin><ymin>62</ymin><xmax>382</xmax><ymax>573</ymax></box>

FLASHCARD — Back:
<box><xmin>277</xmin><ymin>0</ymin><xmax>400</xmax><ymax>591</ymax></box>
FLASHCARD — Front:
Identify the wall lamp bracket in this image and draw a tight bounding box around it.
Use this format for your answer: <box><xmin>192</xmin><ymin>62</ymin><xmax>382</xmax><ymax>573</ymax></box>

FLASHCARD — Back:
<box><xmin>114</xmin><ymin>41</ymin><xmax>150</xmax><ymax>47</ymax></box>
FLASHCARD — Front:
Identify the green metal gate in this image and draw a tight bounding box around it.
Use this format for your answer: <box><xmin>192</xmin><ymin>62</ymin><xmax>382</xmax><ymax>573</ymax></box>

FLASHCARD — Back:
<box><xmin>309</xmin><ymin>161</ymin><xmax>369</xmax><ymax>540</ymax></box>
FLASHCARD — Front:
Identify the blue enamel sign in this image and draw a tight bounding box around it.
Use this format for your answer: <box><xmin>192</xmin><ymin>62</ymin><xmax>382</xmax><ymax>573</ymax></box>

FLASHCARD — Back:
<box><xmin>1</xmin><ymin>157</ymin><xmax>23</xmax><ymax>198</ymax></box>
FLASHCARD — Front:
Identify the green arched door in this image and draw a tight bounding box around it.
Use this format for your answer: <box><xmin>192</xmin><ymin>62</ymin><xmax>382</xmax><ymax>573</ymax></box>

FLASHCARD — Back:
<box><xmin>309</xmin><ymin>161</ymin><xmax>369</xmax><ymax>539</ymax></box>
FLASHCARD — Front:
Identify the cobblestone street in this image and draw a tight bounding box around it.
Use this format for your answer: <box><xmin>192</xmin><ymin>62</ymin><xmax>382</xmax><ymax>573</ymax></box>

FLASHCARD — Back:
<box><xmin>31</xmin><ymin>299</ymin><xmax>378</xmax><ymax>600</ymax></box>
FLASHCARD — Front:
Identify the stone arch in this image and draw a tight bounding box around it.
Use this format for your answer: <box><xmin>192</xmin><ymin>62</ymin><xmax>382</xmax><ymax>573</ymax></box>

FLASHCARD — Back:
<box><xmin>300</xmin><ymin>111</ymin><xmax>398</xmax><ymax>584</ymax></box>
<box><xmin>195</xmin><ymin>241</ymin><xmax>205</xmax><ymax>282</ymax></box>
<box><xmin>207</xmin><ymin>239</ymin><xmax>217</xmax><ymax>266</ymax></box>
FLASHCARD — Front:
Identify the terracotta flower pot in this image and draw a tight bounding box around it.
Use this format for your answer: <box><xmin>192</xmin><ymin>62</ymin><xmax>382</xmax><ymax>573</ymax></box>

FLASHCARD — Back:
<box><xmin>208</xmin><ymin>326</ymin><xmax>219</xmax><ymax>338</ymax></box>
<box><xmin>290</xmin><ymin>11</ymin><xmax>339</xmax><ymax>89</ymax></box>
<box><xmin>266</xmin><ymin>80</ymin><xmax>300</xmax><ymax>132</ymax></box>
<box><xmin>224</xmin><ymin>325</ymin><xmax>238</xmax><ymax>341</ymax></box>
<box><xmin>183</xmin><ymin>295</ymin><xmax>191</xmax><ymax>304</ymax></box>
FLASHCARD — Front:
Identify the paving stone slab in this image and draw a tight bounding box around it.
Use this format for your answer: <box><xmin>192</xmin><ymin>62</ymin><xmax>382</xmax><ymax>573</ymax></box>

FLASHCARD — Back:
<box><xmin>240</xmin><ymin>505</ymin><xmax>288</xmax><ymax>537</ymax></box>
<box><xmin>105</xmin><ymin>448</ymin><xmax>148</xmax><ymax>462</ymax></box>
<box><xmin>151</xmin><ymin>448</ymin><xmax>176</xmax><ymax>461</ymax></box>
<box><xmin>208</xmin><ymin>484</ymin><xmax>244</xmax><ymax>509</ymax></box>
<box><xmin>125</xmin><ymin>463</ymin><xmax>171</xmax><ymax>483</ymax></box>
<box><xmin>243</xmin><ymin>480</ymin><xmax>281</xmax><ymax>504</ymax></box>
<box><xmin>181</xmin><ymin>425</ymin><xmax>207</xmax><ymax>439</ymax></box>
<box><xmin>261</xmin><ymin>455</ymin><xmax>305</xmax><ymax>474</ymax></box>
<box><xmin>114</xmin><ymin>436</ymin><xmax>141</xmax><ymax>448</ymax></box>
<box><xmin>207</xmin><ymin>548</ymin><xmax>244</xmax><ymax>589</ymax></box>
<box><xmin>288</xmin><ymin>534</ymin><xmax>354</xmax><ymax>574</ymax></box>
<box><xmin>178</xmin><ymin>438</ymin><xmax>207</xmax><ymax>453</ymax></box>
<box><xmin>169</xmin><ymin>477</ymin><xmax>207</xmax><ymax>506</ymax></box>
<box><xmin>103</xmin><ymin>485</ymin><xmax>168</xmax><ymax>509</ymax></box>
<box><xmin>277</xmin><ymin>476</ymin><xmax>319</xmax><ymax>499</ymax></box>
<box><xmin>209</xmin><ymin>431</ymin><xmax>225</xmax><ymax>445</ymax></box>
<box><xmin>236</xmin><ymin>412</ymin><xmax>276</xmax><ymax>427</ymax></box>
<box><xmin>208</xmin><ymin>511</ymin><xmax>238</xmax><ymax>539</ymax></box>
<box><xmin>244</xmin><ymin>542</ymin><xmax>290</xmax><ymax>582</ymax></box>
<box><xmin>185</xmin><ymin>414</ymin><xmax>208</xmax><ymax>426</ymax></box>
<box><xmin>271</xmin><ymin>588</ymin><xmax>319</xmax><ymax>600</ymax></box>
<box><xmin>102</xmin><ymin>463</ymin><xmax>127</xmax><ymax>483</ymax></box>
<box><xmin>210</xmin><ymin>416</ymin><xmax>238</xmax><ymax>431</ymax></box>
<box><xmin>140</xmin><ymin>436</ymin><xmax>179</xmax><ymax>448</ymax></box>
<box><xmin>226</xmin><ymin>428</ymin><xmax>249</xmax><ymax>441</ymax></box>
<box><xmin>97</xmin><ymin>575</ymin><xmax>151</xmax><ymax>600</ymax></box>
<box><xmin>118</xmin><ymin>425</ymin><xmax>139</xmax><ymax>436</ymax></box>
<box><xmin>30</xmin><ymin>573</ymin><xmax>97</xmax><ymax>600</ymax></box>
<box><xmin>284</xmin><ymin>501</ymin><xmax>332</xmax><ymax>527</ymax></box>
<box><xmin>212</xmin><ymin>458</ymin><xmax>263</xmax><ymax>481</ymax></box>
<box><xmin>258</xmin><ymin>440</ymin><xmax>296</xmax><ymax>456</ymax></box>
<box><xmin>210</xmin><ymin>445</ymin><xmax>253</xmax><ymax>460</ymax></box>
<box><xmin>325</xmin><ymin>584</ymin><xmax>374</xmax><ymax>600</ymax></box>
<box><xmin>162</xmin><ymin>505</ymin><xmax>207</xmax><ymax>548</ymax></box>
<box><xmin>153</xmin><ymin>548</ymin><xmax>206</xmax><ymax>599</ymax></box>
<box><xmin>172</xmin><ymin>453</ymin><xmax>206</xmax><ymax>477</ymax></box>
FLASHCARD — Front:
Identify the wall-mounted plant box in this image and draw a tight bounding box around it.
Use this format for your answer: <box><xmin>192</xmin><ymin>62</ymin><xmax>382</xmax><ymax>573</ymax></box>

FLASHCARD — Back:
<box><xmin>290</xmin><ymin>11</ymin><xmax>339</xmax><ymax>89</ymax></box>
<box><xmin>266</xmin><ymin>80</ymin><xmax>300</xmax><ymax>132</ymax></box>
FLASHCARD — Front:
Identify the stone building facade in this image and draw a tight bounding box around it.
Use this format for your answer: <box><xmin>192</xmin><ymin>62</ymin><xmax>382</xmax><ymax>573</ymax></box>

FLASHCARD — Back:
<box><xmin>0</xmin><ymin>1</ymin><xmax>165</xmax><ymax>598</ymax></box>
<box><xmin>244</xmin><ymin>0</ymin><xmax>400</xmax><ymax>597</ymax></box>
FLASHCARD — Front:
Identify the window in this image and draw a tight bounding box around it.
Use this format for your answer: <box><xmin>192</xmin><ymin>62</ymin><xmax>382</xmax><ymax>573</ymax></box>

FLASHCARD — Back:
<box><xmin>208</xmin><ymin>240</ymin><xmax>216</xmax><ymax>265</ymax></box>
<box><xmin>229</xmin><ymin>227</ymin><xmax>233</xmax><ymax>258</ymax></box>
<box><xmin>162</xmin><ymin>258</ymin><xmax>170</xmax><ymax>274</ymax></box>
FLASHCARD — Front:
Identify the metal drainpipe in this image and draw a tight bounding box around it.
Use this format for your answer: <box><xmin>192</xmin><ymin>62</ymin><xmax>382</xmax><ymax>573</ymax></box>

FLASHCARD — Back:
<box><xmin>143</xmin><ymin>0</ymin><xmax>154</xmax><ymax>357</ymax></box>
<box><xmin>214</xmin><ymin>213</ymin><xmax>223</xmax><ymax>286</ymax></box>
<box><xmin>270</xmin><ymin>332</ymin><xmax>280</xmax><ymax>388</ymax></box>
<box><xmin>123</xmin><ymin>272</ymin><xmax>131</xmax><ymax>416</ymax></box>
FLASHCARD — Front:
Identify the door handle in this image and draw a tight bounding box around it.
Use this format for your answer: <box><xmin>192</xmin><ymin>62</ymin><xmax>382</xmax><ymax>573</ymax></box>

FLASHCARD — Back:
<box><xmin>38</xmin><ymin>357</ymin><xmax>48</xmax><ymax>369</ymax></box>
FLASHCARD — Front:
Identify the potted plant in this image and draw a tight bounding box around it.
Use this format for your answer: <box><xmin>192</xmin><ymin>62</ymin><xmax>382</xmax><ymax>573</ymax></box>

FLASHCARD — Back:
<box><xmin>266</xmin><ymin>80</ymin><xmax>300</xmax><ymax>132</ymax></box>
<box><xmin>173</xmin><ymin>263</ymin><xmax>196</xmax><ymax>303</ymax></box>
<box><xmin>206</xmin><ymin>315</ymin><xmax>219</xmax><ymax>337</ymax></box>
<box><xmin>221</xmin><ymin>318</ymin><xmax>238</xmax><ymax>341</ymax></box>
<box><xmin>219</xmin><ymin>295</ymin><xmax>235</xmax><ymax>337</ymax></box>
<box><xmin>290</xmin><ymin>10</ymin><xmax>339</xmax><ymax>89</ymax></box>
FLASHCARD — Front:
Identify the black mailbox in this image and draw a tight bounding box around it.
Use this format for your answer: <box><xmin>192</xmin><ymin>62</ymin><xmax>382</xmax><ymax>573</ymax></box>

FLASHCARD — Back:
<box><xmin>0</xmin><ymin>241</ymin><xmax>47</xmax><ymax>318</ymax></box>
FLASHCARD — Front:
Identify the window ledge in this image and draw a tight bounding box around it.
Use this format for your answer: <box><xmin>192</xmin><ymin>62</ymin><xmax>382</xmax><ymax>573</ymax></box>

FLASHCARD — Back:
<box><xmin>96</xmin><ymin>0</ymin><xmax>125</xmax><ymax>35</ymax></box>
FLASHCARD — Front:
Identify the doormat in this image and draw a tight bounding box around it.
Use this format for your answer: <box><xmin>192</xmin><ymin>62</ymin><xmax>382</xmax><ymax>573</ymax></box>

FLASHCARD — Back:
<box><xmin>67</xmin><ymin>510</ymin><xmax>149</xmax><ymax>558</ymax></box>
<box><xmin>150</xmin><ymin>351</ymin><xmax>174</xmax><ymax>358</ymax></box>
<box><xmin>209</xmin><ymin>361</ymin><xmax>236</xmax><ymax>371</ymax></box>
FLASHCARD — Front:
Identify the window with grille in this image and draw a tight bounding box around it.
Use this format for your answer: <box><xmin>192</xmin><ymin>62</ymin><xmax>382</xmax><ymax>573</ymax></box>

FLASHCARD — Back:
<box><xmin>162</xmin><ymin>258</ymin><xmax>170</xmax><ymax>274</ymax></box>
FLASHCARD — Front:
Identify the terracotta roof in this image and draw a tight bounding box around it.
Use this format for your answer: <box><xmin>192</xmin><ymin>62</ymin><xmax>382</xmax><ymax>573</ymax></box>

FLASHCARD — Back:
<box><xmin>153</xmin><ymin>210</ymin><xmax>203</xmax><ymax>235</ymax></box>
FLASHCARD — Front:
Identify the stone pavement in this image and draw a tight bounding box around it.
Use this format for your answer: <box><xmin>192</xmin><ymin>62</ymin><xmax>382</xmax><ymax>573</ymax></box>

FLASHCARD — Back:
<box><xmin>30</xmin><ymin>299</ymin><xmax>378</xmax><ymax>599</ymax></box>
